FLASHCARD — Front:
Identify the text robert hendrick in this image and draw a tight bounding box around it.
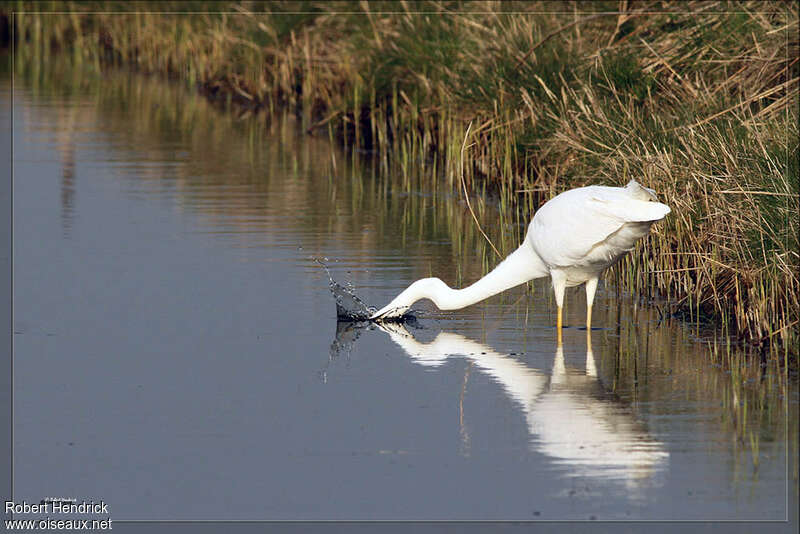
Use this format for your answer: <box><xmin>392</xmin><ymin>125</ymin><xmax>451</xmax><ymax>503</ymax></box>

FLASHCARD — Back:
<box><xmin>5</xmin><ymin>500</ymin><xmax>109</xmax><ymax>515</ymax></box>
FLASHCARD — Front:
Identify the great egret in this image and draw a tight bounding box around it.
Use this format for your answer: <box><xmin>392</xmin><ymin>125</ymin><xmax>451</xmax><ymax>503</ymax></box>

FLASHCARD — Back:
<box><xmin>371</xmin><ymin>180</ymin><xmax>671</xmax><ymax>340</ymax></box>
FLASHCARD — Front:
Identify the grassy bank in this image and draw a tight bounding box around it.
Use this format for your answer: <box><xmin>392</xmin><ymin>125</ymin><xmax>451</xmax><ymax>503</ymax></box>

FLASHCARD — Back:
<box><xmin>5</xmin><ymin>1</ymin><xmax>799</xmax><ymax>359</ymax></box>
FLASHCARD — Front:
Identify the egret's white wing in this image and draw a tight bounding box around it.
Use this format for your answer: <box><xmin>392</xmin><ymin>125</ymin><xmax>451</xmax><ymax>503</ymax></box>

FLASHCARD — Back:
<box><xmin>529</xmin><ymin>186</ymin><xmax>670</xmax><ymax>267</ymax></box>
<box><xmin>529</xmin><ymin>187</ymin><xmax>624</xmax><ymax>266</ymax></box>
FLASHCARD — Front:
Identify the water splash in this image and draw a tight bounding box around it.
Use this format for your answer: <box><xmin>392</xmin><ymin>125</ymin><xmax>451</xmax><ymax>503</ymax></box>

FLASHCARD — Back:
<box><xmin>315</xmin><ymin>258</ymin><xmax>413</xmax><ymax>322</ymax></box>
<box><xmin>315</xmin><ymin>258</ymin><xmax>377</xmax><ymax>321</ymax></box>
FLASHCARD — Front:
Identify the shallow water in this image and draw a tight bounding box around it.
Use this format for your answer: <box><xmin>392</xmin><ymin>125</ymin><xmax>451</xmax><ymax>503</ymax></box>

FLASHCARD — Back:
<box><xmin>8</xmin><ymin>60</ymin><xmax>798</xmax><ymax>521</ymax></box>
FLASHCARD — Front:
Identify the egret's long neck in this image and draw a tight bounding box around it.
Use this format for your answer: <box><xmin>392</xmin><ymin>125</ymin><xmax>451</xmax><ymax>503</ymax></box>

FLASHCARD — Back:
<box><xmin>435</xmin><ymin>242</ymin><xmax>548</xmax><ymax>310</ymax></box>
<box><xmin>372</xmin><ymin>240</ymin><xmax>550</xmax><ymax>318</ymax></box>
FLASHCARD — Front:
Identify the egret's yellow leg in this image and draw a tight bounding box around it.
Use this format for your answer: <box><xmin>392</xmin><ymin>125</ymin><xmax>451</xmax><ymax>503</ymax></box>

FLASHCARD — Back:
<box><xmin>557</xmin><ymin>306</ymin><xmax>563</xmax><ymax>345</ymax></box>
<box><xmin>551</xmin><ymin>270</ymin><xmax>567</xmax><ymax>346</ymax></box>
<box><xmin>586</xmin><ymin>304</ymin><xmax>592</xmax><ymax>345</ymax></box>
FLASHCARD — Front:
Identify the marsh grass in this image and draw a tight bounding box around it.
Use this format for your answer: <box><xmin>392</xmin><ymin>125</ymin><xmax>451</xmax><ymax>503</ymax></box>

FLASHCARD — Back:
<box><xmin>5</xmin><ymin>1</ymin><xmax>798</xmax><ymax>360</ymax></box>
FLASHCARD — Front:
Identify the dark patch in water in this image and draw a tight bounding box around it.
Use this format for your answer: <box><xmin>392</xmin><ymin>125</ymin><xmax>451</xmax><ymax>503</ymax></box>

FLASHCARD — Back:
<box><xmin>326</xmin><ymin>315</ymin><xmax>421</xmax><ymax>376</ymax></box>
<box><xmin>329</xmin><ymin>319</ymin><xmax>367</xmax><ymax>361</ymax></box>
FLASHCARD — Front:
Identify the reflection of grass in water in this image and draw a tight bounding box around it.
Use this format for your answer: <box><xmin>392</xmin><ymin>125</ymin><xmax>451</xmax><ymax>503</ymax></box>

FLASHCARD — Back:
<box><xmin>583</xmin><ymin>292</ymin><xmax>794</xmax><ymax>488</ymax></box>
<box><xmin>10</xmin><ymin>56</ymin><xmax>504</xmax><ymax>315</ymax></box>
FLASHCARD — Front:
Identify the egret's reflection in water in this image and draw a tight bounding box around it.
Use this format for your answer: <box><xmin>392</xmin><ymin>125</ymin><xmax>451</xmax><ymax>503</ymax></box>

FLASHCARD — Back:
<box><xmin>340</xmin><ymin>321</ymin><xmax>669</xmax><ymax>489</ymax></box>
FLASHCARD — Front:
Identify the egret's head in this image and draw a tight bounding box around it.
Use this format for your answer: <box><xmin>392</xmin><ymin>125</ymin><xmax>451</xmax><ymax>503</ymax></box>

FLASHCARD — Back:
<box><xmin>371</xmin><ymin>277</ymin><xmax>447</xmax><ymax>320</ymax></box>
<box><xmin>625</xmin><ymin>179</ymin><xmax>659</xmax><ymax>202</ymax></box>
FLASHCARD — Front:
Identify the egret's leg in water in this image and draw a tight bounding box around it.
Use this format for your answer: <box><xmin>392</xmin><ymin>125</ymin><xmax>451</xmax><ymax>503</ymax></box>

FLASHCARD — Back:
<box><xmin>557</xmin><ymin>306</ymin><xmax>563</xmax><ymax>344</ymax></box>
<box><xmin>551</xmin><ymin>270</ymin><xmax>567</xmax><ymax>346</ymax></box>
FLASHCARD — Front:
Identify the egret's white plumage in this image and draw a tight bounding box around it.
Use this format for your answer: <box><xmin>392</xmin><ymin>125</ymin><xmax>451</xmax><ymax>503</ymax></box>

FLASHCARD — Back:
<box><xmin>371</xmin><ymin>180</ymin><xmax>670</xmax><ymax>335</ymax></box>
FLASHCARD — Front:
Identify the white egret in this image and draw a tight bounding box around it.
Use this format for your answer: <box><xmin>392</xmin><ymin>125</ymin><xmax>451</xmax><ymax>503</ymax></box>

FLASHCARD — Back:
<box><xmin>371</xmin><ymin>180</ymin><xmax>670</xmax><ymax>340</ymax></box>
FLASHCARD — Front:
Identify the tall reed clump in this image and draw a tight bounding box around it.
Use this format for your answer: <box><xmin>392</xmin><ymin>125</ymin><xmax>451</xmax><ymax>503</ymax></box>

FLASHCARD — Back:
<box><xmin>5</xmin><ymin>1</ymin><xmax>798</xmax><ymax>359</ymax></box>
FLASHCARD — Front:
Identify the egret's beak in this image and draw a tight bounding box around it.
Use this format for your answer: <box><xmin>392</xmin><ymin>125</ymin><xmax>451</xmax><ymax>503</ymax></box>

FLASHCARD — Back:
<box><xmin>370</xmin><ymin>304</ymin><xmax>408</xmax><ymax>321</ymax></box>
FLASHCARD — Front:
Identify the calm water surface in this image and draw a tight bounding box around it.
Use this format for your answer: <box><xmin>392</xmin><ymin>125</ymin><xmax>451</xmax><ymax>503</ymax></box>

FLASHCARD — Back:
<box><xmin>8</xmin><ymin>62</ymin><xmax>798</xmax><ymax>521</ymax></box>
